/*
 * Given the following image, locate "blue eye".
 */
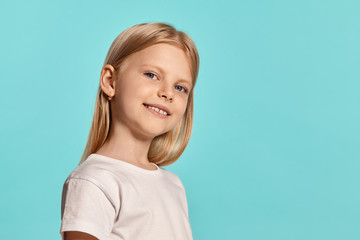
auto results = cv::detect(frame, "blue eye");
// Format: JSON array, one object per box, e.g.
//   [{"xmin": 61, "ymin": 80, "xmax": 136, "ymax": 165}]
[
  {"xmin": 145, "ymin": 72, "xmax": 158, "ymax": 79},
  {"xmin": 175, "ymin": 85, "xmax": 187, "ymax": 93}
]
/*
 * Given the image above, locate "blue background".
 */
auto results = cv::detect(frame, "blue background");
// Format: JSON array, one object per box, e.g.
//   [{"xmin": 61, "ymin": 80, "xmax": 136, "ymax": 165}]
[{"xmin": 1, "ymin": 0, "xmax": 359, "ymax": 239}]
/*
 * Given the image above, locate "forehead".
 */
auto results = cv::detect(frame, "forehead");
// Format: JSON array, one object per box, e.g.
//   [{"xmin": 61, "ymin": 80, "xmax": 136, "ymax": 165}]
[{"xmin": 126, "ymin": 43, "xmax": 192, "ymax": 82}]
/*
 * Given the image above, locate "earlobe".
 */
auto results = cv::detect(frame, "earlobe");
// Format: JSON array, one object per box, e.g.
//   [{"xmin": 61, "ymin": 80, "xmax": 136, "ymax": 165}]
[{"xmin": 100, "ymin": 64, "xmax": 116, "ymax": 98}]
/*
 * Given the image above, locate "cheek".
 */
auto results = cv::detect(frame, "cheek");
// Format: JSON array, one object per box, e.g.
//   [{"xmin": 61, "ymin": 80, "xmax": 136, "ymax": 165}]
[
  {"xmin": 176, "ymin": 99, "xmax": 189, "ymax": 118},
  {"xmin": 121, "ymin": 83, "xmax": 153, "ymax": 104},
  {"xmin": 139, "ymin": 86, "xmax": 154, "ymax": 98}
]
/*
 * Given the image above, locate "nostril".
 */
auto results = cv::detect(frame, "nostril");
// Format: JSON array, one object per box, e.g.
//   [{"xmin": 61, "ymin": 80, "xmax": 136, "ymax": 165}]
[{"xmin": 161, "ymin": 95, "xmax": 173, "ymax": 100}]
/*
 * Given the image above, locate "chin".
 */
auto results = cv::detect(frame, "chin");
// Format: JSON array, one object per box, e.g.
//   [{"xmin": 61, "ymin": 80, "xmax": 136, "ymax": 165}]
[
  {"xmin": 150, "ymin": 127, "xmax": 174, "ymax": 139},
  {"xmin": 135, "ymin": 127, "xmax": 169, "ymax": 141}
]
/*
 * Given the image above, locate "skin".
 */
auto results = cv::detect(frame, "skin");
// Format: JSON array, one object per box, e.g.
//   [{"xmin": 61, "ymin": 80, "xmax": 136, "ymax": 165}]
[
  {"xmin": 64, "ymin": 43, "xmax": 192, "ymax": 240},
  {"xmin": 64, "ymin": 231, "xmax": 97, "ymax": 240}
]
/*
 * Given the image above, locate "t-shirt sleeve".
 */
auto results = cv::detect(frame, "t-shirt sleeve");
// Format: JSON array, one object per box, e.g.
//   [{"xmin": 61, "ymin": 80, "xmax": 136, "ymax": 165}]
[{"xmin": 60, "ymin": 178, "xmax": 116, "ymax": 240}]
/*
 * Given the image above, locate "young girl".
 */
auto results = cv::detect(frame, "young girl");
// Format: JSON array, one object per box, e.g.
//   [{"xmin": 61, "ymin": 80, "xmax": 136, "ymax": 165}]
[{"xmin": 60, "ymin": 22, "xmax": 199, "ymax": 240}]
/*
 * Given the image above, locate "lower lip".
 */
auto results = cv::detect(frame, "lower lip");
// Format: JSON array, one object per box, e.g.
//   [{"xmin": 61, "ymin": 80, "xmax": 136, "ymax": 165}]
[{"xmin": 144, "ymin": 105, "xmax": 169, "ymax": 119}]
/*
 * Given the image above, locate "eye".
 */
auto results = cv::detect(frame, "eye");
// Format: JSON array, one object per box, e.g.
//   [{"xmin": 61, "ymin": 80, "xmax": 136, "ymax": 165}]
[
  {"xmin": 145, "ymin": 72, "xmax": 158, "ymax": 80},
  {"xmin": 174, "ymin": 85, "xmax": 187, "ymax": 93}
]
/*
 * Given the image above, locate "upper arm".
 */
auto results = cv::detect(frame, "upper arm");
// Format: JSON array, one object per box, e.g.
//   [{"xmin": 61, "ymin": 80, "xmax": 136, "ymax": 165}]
[
  {"xmin": 60, "ymin": 178, "xmax": 116, "ymax": 239},
  {"xmin": 64, "ymin": 231, "xmax": 98, "ymax": 240}
]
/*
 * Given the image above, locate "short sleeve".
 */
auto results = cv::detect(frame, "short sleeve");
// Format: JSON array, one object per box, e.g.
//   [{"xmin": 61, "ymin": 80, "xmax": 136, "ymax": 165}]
[{"xmin": 60, "ymin": 178, "xmax": 116, "ymax": 240}]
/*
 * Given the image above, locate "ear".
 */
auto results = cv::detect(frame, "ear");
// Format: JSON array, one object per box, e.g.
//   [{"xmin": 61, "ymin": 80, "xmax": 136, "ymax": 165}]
[{"xmin": 100, "ymin": 64, "xmax": 117, "ymax": 98}]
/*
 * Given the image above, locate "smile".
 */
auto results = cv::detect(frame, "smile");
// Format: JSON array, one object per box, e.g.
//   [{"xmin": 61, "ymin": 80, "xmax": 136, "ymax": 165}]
[{"xmin": 143, "ymin": 103, "xmax": 170, "ymax": 117}]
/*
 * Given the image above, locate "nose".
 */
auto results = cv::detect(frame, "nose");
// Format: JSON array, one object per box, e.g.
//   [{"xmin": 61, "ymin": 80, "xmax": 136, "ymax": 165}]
[{"xmin": 158, "ymin": 83, "xmax": 174, "ymax": 102}]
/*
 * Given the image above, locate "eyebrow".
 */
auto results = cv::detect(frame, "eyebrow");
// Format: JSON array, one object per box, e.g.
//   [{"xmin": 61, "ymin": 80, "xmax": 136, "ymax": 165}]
[{"xmin": 140, "ymin": 64, "xmax": 193, "ymax": 88}]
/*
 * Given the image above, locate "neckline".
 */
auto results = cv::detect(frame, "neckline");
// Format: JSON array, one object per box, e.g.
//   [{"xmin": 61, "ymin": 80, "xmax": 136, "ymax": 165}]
[{"xmin": 89, "ymin": 153, "xmax": 161, "ymax": 175}]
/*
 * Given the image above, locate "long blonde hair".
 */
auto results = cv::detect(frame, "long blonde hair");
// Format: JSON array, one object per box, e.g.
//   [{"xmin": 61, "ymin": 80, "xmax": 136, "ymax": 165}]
[{"xmin": 79, "ymin": 22, "xmax": 200, "ymax": 166}]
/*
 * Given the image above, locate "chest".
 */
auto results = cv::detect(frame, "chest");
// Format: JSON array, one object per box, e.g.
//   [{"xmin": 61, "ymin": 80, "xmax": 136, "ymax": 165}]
[
  {"xmin": 110, "ymin": 176, "xmax": 189, "ymax": 238},
  {"xmin": 119, "ymin": 176, "xmax": 185, "ymax": 215}
]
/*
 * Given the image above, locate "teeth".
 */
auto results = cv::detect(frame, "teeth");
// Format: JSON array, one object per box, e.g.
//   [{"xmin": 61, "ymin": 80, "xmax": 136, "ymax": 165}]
[{"xmin": 146, "ymin": 105, "xmax": 168, "ymax": 115}]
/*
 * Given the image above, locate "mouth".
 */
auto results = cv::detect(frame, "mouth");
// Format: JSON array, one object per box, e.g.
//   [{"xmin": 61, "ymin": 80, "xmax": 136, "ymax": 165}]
[{"xmin": 143, "ymin": 103, "xmax": 171, "ymax": 116}]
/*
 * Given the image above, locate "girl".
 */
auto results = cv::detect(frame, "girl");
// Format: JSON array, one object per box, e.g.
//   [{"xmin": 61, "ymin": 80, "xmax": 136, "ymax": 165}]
[{"xmin": 60, "ymin": 22, "xmax": 199, "ymax": 240}]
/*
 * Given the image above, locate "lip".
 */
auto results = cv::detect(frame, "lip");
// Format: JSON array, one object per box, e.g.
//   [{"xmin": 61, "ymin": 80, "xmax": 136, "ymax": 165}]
[{"xmin": 143, "ymin": 103, "xmax": 171, "ymax": 116}]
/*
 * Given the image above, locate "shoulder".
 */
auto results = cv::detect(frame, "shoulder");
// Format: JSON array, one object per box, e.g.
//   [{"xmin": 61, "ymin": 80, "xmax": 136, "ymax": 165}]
[
  {"xmin": 64, "ymin": 155, "xmax": 123, "ymax": 201},
  {"xmin": 158, "ymin": 167, "xmax": 185, "ymax": 190},
  {"xmin": 68, "ymin": 156, "xmax": 115, "ymax": 181}
]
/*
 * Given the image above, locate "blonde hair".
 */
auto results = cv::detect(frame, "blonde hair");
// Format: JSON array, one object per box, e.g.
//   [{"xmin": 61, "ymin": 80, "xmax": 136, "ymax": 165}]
[{"xmin": 79, "ymin": 22, "xmax": 200, "ymax": 166}]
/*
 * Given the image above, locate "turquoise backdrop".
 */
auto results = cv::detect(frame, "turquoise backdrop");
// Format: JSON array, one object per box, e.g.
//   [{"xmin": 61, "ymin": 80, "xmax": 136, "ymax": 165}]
[{"xmin": 0, "ymin": 0, "xmax": 359, "ymax": 239}]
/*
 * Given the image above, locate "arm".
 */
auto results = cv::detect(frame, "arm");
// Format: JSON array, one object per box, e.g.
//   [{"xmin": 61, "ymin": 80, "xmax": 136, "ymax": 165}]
[
  {"xmin": 64, "ymin": 231, "xmax": 98, "ymax": 240},
  {"xmin": 61, "ymin": 179, "xmax": 116, "ymax": 240}
]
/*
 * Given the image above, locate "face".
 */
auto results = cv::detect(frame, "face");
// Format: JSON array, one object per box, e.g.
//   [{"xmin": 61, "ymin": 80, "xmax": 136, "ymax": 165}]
[{"xmin": 111, "ymin": 43, "xmax": 193, "ymax": 140}]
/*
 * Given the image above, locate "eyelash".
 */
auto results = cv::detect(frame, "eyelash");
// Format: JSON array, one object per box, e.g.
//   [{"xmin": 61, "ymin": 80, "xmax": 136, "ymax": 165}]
[
  {"xmin": 175, "ymin": 85, "xmax": 187, "ymax": 93},
  {"xmin": 144, "ymin": 72, "xmax": 188, "ymax": 93},
  {"xmin": 145, "ymin": 72, "xmax": 158, "ymax": 80}
]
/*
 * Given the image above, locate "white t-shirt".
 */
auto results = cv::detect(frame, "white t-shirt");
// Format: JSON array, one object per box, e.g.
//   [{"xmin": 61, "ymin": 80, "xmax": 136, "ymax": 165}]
[{"xmin": 60, "ymin": 153, "xmax": 193, "ymax": 240}]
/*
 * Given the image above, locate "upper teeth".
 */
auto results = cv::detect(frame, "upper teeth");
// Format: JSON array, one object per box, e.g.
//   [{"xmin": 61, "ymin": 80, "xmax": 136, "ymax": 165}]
[{"xmin": 147, "ymin": 105, "xmax": 168, "ymax": 115}]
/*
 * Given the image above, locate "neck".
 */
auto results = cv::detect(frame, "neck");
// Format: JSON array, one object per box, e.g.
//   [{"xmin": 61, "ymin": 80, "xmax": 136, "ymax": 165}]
[{"xmin": 95, "ymin": 122, "xmax": 154, "ymax": 167}]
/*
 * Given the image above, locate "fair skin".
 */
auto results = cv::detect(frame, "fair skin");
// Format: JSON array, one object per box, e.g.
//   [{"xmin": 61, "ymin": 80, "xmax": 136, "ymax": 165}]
[{"xmin": 64, "ymin": 43, "xmax": 192, "ymax": 240}]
